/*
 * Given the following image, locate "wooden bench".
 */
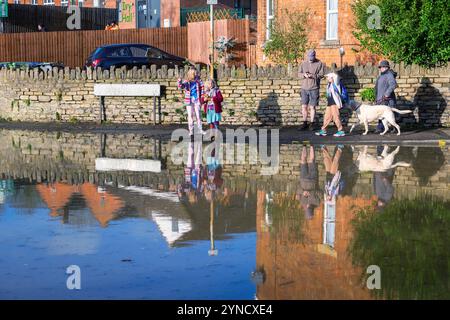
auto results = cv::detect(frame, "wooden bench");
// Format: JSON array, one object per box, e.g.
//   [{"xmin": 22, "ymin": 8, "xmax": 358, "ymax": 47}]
[{"xmin": 94, "ymin": 83, "xmax": 161, "ymax": 124}]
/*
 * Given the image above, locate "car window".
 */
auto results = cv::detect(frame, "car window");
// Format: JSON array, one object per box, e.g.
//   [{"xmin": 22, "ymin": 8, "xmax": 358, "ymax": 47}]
[
  {"xmin": 105, "ymin": 47, "xmax": 132, "ymax": 58},
  {"xmin": 130, "ymin": 46, "xmax": 149, "ymax": 58},
  {"xmin": 147, "ymin": 47, "xmax": 163, "ymax": 59}
]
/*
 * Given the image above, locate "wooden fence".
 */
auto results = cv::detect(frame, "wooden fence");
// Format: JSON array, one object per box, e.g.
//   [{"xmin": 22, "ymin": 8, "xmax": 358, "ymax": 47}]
[
  {"xmin": 0, "ymin": 19, "xmax": 256, "ymax": 68},
  {"xmin": 188, "ymin": 19, "xmax": 255, "ymax": 67},
  {"xmin": 0, "ymin": 27, "xmax": 188, "ymax": 68}
]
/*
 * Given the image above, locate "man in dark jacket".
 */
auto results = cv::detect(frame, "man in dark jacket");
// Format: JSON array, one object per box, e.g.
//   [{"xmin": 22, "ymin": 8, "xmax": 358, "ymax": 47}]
[{"xmin": 374, "ymin": 60, "xmax": 398, "ymax": 132}]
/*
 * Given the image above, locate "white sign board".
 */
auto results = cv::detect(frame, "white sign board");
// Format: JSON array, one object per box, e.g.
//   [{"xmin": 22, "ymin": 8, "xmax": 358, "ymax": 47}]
[
  {"xmin": 95, "ymin": 158, "xmax": 162, "ymax": 173},
  {"xmin": 94, "ymin": 84, "xmax": 160, "ymax": 97},
  {"xmin": 207, "ymin": 0, "xmax": 218, "ymax": 5}
]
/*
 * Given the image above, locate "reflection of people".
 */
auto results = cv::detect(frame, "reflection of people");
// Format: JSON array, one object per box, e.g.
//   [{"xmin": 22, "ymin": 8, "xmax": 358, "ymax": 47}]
[
  {"xmin": 178, "ymin": 141, "xmax": 203, "ymax": 204},
  {"xmin": 204, "ymin": 142, "xmax": 222, "ymax": 257},
  {"xmin": 322, "ymin": 145, "xmax": 344, "ymax": 203},
  {"xmin": 298, "ymin": 145, "xmax": 320, "ymax": 219},
  {"xmin": 373, "ymin": 170, "xmax": 395, "ymax": 209},
  {"xmin": 322, "ymin": 145, "xmax": 343, "ymax": 249}
]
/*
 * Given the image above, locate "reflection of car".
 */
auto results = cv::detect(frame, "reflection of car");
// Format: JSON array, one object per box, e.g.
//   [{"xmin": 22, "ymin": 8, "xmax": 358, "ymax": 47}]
[
  {"xmin": 84, "ymin": 43, "xmax": 190, "ymax": 70},
  {"xmin": 0, "ymin": 62, "xmax": 64, "ymax": 72}
]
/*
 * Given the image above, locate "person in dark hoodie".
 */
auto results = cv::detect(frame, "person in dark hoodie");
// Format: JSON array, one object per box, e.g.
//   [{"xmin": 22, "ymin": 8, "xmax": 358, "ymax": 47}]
[{"xmin": 374, "ymin": 60, "xmax": 398, "ymax": 132}]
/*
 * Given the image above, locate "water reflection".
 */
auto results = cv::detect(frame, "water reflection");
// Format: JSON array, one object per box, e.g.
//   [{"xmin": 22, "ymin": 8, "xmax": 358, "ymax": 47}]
[{"xmin": 0, "ymin": 129, "xmax": 448, "ymax": 299}]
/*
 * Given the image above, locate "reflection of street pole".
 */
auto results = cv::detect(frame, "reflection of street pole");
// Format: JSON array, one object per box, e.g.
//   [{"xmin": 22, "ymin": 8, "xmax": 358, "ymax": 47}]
[{"xmin": 208, "ymin": 196, "xmax": 218, "ymax": 256}]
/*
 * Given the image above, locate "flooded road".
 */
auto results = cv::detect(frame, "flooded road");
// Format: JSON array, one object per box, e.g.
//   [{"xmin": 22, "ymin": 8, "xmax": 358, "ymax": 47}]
[{"xmin": 0, "ymin": 129, "xmax": 448, "ymax": 299}]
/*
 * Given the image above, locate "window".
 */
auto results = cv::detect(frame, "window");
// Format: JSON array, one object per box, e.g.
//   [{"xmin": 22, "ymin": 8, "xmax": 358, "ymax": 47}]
[
  {"xmin": 31, "ymin": 0, "xmax": 38, "ymax": 4},
  {"xmin": 130, "ymin": 46, "xmax": 150, "ymax": 58},
  {"xmin": 78, "ymin": 0, "xmax": 83, "ymax": 7},
  {"xmin": 43, "ymin": 0, "xmax": 55, "ymax": 5},
  {"xmin": 146, "ymin": 47, "xmax": 163, "ymax": 59},
  {"xmin": 60, "ymin": 0, "xmax": 68, "ymax": 6},
  {"xmin": 106, "ymin": 47, "xmax": 132, "ymax": 58},
  {"xmin": 266, "ymin": 0, "xmax": 275, "ymax": 40},
  {"xmin": 326, "ymin": 0, "xmax": 338, "ymax": 40},
  {"xmin": 14, "ymin": 0, "xmax": 20, "ymax": 4}
]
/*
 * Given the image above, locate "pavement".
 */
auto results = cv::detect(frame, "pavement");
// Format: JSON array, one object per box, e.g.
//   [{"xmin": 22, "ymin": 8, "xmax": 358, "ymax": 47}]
[{"xmin": 0, "ymin": 121, "xmax": 449, "ymax": 146}]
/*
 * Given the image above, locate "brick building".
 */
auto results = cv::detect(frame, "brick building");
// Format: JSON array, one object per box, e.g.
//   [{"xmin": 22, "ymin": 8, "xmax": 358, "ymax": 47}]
[
  {"xmin": 6, "ymin": 0, "xmax": 117, "ymax": 8},
  {"xmin": 256, "ymin": 0, "xmax": 378, "ymax": 66},
  {"xmin": 118, "ymin": 0, "xmax": 256, "ymax": 29}
]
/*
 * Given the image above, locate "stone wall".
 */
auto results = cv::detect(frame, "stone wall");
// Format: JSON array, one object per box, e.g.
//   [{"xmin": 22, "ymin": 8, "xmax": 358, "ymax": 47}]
[{"xmin": 0, "ymin": 63, "xmax": 449, "ymax": 127}]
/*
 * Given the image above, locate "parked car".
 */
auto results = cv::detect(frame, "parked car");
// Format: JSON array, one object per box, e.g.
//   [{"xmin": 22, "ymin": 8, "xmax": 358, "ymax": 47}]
[
  {"xmin": 84, "ymin": 43, "xmax": 190, "ymax": 70},
  {"xmin": 0, "ymin": 62, "xmax": 64, "ymax": 72}
]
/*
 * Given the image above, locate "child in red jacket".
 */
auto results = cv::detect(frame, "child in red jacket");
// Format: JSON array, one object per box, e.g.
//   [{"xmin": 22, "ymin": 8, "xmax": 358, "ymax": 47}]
[{"xmin": 203, "ymin": 79, "xmax": 223, "ymax": 131}]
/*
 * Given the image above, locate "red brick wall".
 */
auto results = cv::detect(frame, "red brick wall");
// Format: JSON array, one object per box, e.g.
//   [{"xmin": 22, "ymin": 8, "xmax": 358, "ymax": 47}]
[
  {"xmin": 257, "ymin": 0, "xmax": 379, "ymax": 66},
  {"xmin": 161, "ymin": 0, "xmax": 180, "ymax": 27}
]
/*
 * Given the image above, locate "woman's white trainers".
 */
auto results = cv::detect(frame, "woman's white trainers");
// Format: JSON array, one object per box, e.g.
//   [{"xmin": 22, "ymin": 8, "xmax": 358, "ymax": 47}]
[{"xmin": 333, "ymin": 131, "xmax": 346, "ymax": 137}]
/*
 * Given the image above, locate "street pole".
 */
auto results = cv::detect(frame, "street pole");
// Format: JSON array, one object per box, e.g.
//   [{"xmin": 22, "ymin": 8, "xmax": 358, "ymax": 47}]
[{"xmin": 210, "ymin": 3, "xmax": 214, "ymax": 79}]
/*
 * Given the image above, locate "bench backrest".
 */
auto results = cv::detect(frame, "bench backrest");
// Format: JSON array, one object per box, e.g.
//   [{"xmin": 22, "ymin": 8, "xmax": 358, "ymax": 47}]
[{"xmin": 94, "ymin": 84, "xmax": 161, "ymax": 97}]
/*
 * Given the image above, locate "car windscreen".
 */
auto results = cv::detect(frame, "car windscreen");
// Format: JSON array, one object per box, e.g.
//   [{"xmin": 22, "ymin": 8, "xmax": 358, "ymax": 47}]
[{"xmin": 89, "ymin": 47, "xmax": 103, "ymax": 58}]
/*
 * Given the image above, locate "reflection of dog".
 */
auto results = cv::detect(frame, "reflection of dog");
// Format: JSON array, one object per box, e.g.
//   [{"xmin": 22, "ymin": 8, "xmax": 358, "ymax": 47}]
[
  {"xmin": 357, "ymin": 146, "xmax": 410, "ymax": 172},
  {"xmin": 349, "ymin": 103, "xmax": 412, "ymax": 136}
]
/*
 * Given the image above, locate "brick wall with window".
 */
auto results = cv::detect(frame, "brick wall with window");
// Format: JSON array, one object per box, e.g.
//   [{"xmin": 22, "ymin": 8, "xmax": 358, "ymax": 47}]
[{"xmin": 257, "ymin": 0, "xmax": 379, "ymax": 66}]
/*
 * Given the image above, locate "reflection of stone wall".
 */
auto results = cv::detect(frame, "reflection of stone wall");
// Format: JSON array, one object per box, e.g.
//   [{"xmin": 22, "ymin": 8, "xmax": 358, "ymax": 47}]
[
  {"xmin": 0, "ymin": 63, "xmax": 449, "ymax": 126},
  {"xmin": 0, "ymin": 130, "xmax": 448, "ymax": 199}
]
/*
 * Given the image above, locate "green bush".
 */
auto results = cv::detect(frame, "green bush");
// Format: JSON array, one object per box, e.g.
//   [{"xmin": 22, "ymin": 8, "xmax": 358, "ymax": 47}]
[
  {"xmin": 263, "ymin": 9, "xmax": 310, "ymax": 65},
  {"xmin": 351, "ymin": 195, "xmax": 450, "ymax": 299},
  {"xmin": 360, "ymin": 88, "xmax": 375, "ymax": 102},
  {"xmin": 352, "ymin": 0, "xmax": 450, "ymax": 67}
]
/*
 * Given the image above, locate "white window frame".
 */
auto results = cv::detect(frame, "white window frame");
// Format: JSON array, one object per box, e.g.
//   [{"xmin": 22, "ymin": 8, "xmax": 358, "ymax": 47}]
[
  {"xmin": 78, "ymin": 0, "xmax": 84, "ymax": 7},
  {"xmin": 326, "ymin": 0, "xmax": 339, "ymax": 41},
  {"xmin": 266, "ymin": 0, "xmax": 275, "ymax": 40},
  {"xmin": 14, "ymin": 0, "xmax": 20, "ymax": 4},
  {"xmin": 60, "ymin": 0, "xmax": 68, "ymax": 6},
  {"xmin": 31, "ymin": 0, "xmax": 38, "ymax": 5},
  {"xmin": 43, "ymin": 0, "xmax": 55, "ymax": 5}
]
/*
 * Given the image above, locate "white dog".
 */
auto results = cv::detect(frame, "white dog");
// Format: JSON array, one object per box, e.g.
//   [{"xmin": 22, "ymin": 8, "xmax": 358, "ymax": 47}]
[
  {"xmin": 357, "ymin": 145, "xmax": 410, "ymax": 172},
  {"xmin": 349, "ymin": 103, "xmax": 413, "ymax": 136}
]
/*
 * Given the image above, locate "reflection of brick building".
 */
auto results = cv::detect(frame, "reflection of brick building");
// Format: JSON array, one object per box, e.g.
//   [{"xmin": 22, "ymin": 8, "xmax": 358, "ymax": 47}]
[
  {"xmin": 256, "ymin": 0, "xmax": 378, "ymax": 66},
  {"xmin": 6, "ymin": 0, "xmax": 117, "ymax": 8},
  {"xmin": 37, "ymin": 182, "xmax": 124, "ymax": 227},
  {"xmin": 256, "ymin": 190, "xmax": 377, "ymax": 300}
]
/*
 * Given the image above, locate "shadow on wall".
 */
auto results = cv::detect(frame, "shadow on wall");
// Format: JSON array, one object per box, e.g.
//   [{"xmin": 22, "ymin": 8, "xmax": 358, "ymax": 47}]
[
  {"xmin": 413, "ymin": 77, "xmax": 447, "ymax": 128},
  {"xmin": 257, "ymin": 91, "xmax": 282, "ymax": 126}
]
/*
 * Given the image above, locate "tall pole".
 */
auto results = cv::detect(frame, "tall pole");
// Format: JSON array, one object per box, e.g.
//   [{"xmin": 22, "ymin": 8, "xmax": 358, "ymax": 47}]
[{"xmin": 210, "ymin": 3, "xmax": 215, "ymax": 79}]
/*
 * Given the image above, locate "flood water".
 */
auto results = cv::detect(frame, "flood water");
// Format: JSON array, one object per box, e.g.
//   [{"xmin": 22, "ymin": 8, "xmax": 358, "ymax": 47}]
[{"xmin": 0, "ymin": 129, "xmax": 448, "ymax": 300}]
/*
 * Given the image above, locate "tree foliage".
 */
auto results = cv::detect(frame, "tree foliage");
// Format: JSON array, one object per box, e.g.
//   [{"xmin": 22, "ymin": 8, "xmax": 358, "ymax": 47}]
[
  {"xmin": 263, "ymin": 9, "xmax": 310, "ymax": 65},
  {"xmin": 352, "ymin": 0, "xmax": 450, "ymax": 67},
  {"xmin": 351, "ymin": 195, "xmax": 450, "ymax": 299}
]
